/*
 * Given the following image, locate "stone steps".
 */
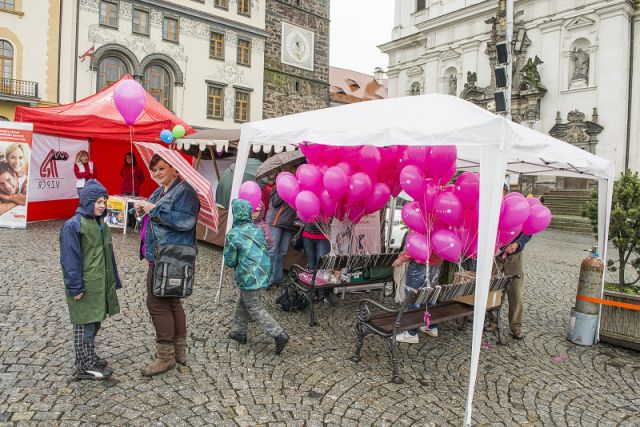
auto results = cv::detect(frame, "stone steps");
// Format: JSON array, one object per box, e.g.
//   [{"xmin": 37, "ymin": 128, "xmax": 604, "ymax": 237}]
[{"xmin": 548, "ymin": 215, "xmax": 593, "ymax": 234}]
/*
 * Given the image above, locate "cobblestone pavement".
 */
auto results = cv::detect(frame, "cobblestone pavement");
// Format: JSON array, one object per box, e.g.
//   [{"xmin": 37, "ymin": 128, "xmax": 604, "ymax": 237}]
[{"xmin": 1, "ymin": 222, "xmax": 639, "ymax": 426}]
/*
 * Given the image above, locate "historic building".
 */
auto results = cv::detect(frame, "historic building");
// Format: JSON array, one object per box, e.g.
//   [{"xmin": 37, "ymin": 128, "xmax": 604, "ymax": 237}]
[
  {"xmin": 58, "ymin": 0, "xmax": 268, "ymax": 129},
  {"xmin": 329, "ymin": 66, "xmax": 387, "ymax": 107},
  {"xmin": 0, "ymin": 0, "xmax": 63, "ymax": 120},
  {"xmin": 262, "ymin": 0, "xmax": 330, "ymax": 118},
  {"xmin": 380, "ymin": 0, "xmax": 640, "ymax": 186}
]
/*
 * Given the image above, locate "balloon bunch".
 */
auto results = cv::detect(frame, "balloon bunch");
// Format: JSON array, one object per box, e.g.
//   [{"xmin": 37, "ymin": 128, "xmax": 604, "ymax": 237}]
[
  {"xmin": 275, "ymin": 143, "xmax": 397, "ymax": 224},
  {"xmin": 495, "ymin": 193, "xmax": 551, "ymax": 251},
  {"xmin": 159, "ymin": 125, "xmax": 186, "ymax": 144}
]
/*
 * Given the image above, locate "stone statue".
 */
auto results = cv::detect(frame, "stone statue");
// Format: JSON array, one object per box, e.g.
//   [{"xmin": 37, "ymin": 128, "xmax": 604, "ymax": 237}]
[
  {"xmin": 410, "ymin": 82, "xmax": 421, "ymax": 96},
  {"xmin": 465, "ymin": 71, "xmax": 477, "ymax": 88},
  {"xmin": 448, "ymin": 75, "xmax": 457, "ymax": 95},
  {"xmin": 520, "ymin": 55, "xmax": 547, "ymax": 94},
  {"xmin": 571, "ymin": 48, "xmax": 589, "ymax": 82}
]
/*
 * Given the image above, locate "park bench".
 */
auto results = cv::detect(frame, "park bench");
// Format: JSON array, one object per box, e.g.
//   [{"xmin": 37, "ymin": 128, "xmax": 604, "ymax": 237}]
[
  {"xmin": 289, "ymin": 252, "xmax": 399, "ymax": 326},
  {"xmin": 350, "ymin": 274, "xmax": 518, "ymax": 383}
]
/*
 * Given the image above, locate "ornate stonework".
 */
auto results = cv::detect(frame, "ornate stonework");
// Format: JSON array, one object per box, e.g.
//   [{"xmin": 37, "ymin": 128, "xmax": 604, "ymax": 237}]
[
  {"xmin": 549, "ymin": 108, "xmax": 603, "ymax": 153},
  {"xmin": 88, "ymin": 24, "xmax": 186, "ymax": 61}
]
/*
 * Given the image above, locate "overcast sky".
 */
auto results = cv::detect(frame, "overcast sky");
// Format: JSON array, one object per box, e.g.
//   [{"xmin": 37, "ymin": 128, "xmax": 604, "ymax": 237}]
[{"xmin": 330, "ymin": 1, "xmax": 395, "ymax": 75}]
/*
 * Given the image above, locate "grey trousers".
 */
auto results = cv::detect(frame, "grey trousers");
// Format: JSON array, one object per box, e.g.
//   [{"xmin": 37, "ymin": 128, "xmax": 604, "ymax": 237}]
[
  {"xmin": 231, "ymin": 289, "xmax": 284, "ymax": 338},
  {"xmin": 494, "ymin": 252, "xmax": 525, "ymax": 332}
]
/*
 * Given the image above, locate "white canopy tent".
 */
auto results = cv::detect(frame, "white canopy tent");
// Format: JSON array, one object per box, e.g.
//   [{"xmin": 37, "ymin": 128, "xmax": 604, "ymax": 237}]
[{"xmin": 226, "ymin": 94, "xmax": 614, "ymax": 426}]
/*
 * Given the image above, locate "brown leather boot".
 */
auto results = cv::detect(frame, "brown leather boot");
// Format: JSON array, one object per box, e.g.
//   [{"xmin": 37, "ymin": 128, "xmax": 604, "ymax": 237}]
[
  {"xmin": 141, "ymin": 343, "xmax": 176, "ymax": 377},
  {"xmin": 174, "ymin": 337, "xmax": 187, "ymax": 365}
]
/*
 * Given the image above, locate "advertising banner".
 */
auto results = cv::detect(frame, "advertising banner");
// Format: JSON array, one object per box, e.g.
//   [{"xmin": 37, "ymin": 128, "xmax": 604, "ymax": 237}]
[
  {"xmin": 105, "ymin": 197, "xmax": 127, "ymax": 229},
  {"xmin": 330, "ymin": 211, "xmax": 381, "ymax": 255},
  {"xmin": 28, "ymin": 134, "xmax": 89, "ymax": 201},
  {"xmin": 0, "ymin": 122, "xmax": 33, "ymax": 229}
]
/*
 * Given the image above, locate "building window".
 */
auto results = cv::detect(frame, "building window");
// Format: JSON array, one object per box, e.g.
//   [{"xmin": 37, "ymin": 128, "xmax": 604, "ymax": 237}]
[
  {"xmin": 237, "ymin": 39, "xmax": 251, "ymax": 66},
  {"xmin": 207, "ymin": 85, "xmax": 224, "ymax": 119},
  {"xmin": 163, "ymin": 16, "xmax": 179, "ymax": 43},
  {"xmin": 294, "ymin": 80, "xmax": 301, "ymax": 93},
  {"xmin": 214, "ymin": 0, "xmax": 228, "ymax": 9},
  {"xmin": 0, "ymin": 0, "xmax": 15, "ymax": 11},
  {"xmin": 99, "ymin": 0, "xmax": 118, "ymax": 28},
  {"xmin": 238, "ymin": 0, "xmax": 250, "ymax": 16},
  {"xmin": 416, "ymin": 0, "xmax": 426, "ymax": 11},
  {"xmin": 97, "ymin": 56, "xmax": 127, "ymax": 91},
  {"xmin": 210, "ymin": 32, "xmax": 225, "ymax": 60},
  {"xmin": 132, "ymin": 9, "xmax": 149, "ymax": 35},
  {"xmin": 144, "ymin": 65, "xmax": 172, "ymax": 110},
  {"xmin": 234, "ymin": 90, "xmax": 250, "ymax": 122},
  {"xmin": 0, "ymin": 41, "xmax": 13, "ymax": 80}
]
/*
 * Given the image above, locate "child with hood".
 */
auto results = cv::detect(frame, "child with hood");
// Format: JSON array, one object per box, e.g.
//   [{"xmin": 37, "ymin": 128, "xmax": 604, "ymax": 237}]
[
  {"xmin": 60, "ymin": 179, "xmax": 122, "ymax": 380},
  {"xmin": 224, "ymin": 199, "xmax": 289, "ymax": 354}
]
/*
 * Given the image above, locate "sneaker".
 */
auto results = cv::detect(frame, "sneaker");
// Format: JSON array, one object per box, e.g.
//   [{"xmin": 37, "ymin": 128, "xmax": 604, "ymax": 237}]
[
  {"xmin": 395, "ymin": 331, "xmax": 419, "ymax": 344},
  {"xmin": 95, "ymin": 358, "xmax": 108, "ymax": 369},
  {"xmin": 76, "ymin": 367, "xmax": 112, "ymax": 380},
  {"xmin": 228, "ymin": 332, "xmax": 247, "ymax": 344},
  {"xmin": 420, "ymin": 326, "xmax": 439, "ymax": 337},
  {"xmin": 275, "ymin": 332, "xmax": 290, "ymax": 355}
]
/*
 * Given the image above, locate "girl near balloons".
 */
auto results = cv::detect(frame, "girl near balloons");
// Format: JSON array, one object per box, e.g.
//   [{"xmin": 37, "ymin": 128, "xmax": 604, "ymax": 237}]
[{"xmin": 74, "ymin": 150, "xmax": 96, "ymax": 196}]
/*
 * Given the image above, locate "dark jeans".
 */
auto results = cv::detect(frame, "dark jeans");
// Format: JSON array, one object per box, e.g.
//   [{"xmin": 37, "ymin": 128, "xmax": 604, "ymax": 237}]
[
  {"xmin": 303, "ymin": 237, "xmax": 331, "ymax": 297},
  {"xmin": 146, "ymin": 264, "xmax": 187, "ymax": 344},
  {"xmin": 404, "ymin": 261, "xmax": 441, "ymax": 334},
  {"xmin": 269, "ymin": 226, "xmax": 292, "ymax": 285}
]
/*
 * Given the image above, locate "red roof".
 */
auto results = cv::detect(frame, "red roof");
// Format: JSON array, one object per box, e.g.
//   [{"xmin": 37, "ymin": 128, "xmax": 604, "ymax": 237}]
[{"xmin": 15, "ymin": 75, "xmax": 194, "ymax": 142}]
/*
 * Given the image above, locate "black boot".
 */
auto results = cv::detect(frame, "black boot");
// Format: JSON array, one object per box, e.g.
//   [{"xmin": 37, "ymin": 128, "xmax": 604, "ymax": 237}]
[
  {"xmin": 275, "ymin": 332, "xmax": 289, "ymax": 355},
  {"xmin": 228, "ymin": 332, "xmax": 247, "ymax": 344}
]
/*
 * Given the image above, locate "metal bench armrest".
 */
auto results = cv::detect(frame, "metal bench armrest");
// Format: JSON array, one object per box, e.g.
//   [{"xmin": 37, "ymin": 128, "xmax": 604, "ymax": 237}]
[{"xmin": 357, "ymin": 298, "xmax": 399, "ymax": 322}]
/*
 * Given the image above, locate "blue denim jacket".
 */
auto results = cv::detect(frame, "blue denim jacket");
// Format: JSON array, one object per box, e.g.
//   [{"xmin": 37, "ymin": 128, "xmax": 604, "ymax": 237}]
[{"xmin": 143, "ymin": 178, "xmax": 200, "ymax": 262}]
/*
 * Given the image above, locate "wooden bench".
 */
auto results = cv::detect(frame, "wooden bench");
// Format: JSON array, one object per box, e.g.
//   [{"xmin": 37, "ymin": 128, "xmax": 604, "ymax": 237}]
[
  {"xmin": 289, "ymin": 252, "xmax": 399, "ymax": 326},
  {"xmin": 350, "ymin": 274, "xmax": 518, "ymax": 383}
]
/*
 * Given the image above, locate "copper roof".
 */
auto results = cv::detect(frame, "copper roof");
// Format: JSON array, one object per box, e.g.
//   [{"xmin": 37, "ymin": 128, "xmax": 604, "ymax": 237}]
[{"xmin": 329, "ymin": 66, "xmax": 388, "ymax": 104}]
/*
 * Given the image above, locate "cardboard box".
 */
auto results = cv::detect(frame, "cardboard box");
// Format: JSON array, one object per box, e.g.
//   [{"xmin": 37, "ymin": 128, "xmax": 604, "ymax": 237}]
[{"xmin": 454, "ymin": 290, "xmax": 503, "ymax": 309}]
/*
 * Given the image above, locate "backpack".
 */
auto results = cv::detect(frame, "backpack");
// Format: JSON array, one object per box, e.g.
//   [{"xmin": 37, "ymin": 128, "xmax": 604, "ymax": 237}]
[{"xmin": 276, "ymin": 284, "xmax": 309, "ymax": 311}]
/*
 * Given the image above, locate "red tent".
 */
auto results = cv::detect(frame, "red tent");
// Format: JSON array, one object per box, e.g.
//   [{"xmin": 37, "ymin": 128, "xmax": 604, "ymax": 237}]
[{"xmin": 15, "ymin": 75, "xmax": 195, "ymax": 221}]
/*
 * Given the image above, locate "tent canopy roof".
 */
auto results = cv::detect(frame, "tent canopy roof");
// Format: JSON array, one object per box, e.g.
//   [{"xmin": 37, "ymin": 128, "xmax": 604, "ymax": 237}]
[
  {"xmin": 239, "ymin": 94, "xmax": 614, "ymax": 181},
  {"xmin": 14, "ymin": 75, "xmax": 194, "ymax": 142}
]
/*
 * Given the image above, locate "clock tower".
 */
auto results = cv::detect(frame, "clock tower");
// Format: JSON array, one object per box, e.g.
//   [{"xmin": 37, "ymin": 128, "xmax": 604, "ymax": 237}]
[{"xmin": 263, "ymin": 0, "xmax": 330, "ymax": 119}]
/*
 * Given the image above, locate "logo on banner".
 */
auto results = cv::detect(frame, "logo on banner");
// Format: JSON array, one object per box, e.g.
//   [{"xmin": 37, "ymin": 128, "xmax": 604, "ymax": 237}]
[{"xmin": 39, "ymin": 149, "xmax": 69, "ymax": 178}]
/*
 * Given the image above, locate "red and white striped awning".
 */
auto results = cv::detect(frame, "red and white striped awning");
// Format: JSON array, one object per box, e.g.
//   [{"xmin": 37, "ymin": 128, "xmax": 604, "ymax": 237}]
[{"xmin": 134, "ymin": 141, "xmax": 218, "ymax": 232}]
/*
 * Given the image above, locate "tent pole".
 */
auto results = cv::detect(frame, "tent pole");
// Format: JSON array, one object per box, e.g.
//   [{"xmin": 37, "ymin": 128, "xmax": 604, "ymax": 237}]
[
  {"xmin": 215, "ymin": 258, "xmax": 225, "ymax": 304},
  {"xmin": 195, "ymin": 148, "xmax": 203, "ymax": 171},
  {"xmin": 208, "ymin": 146, "xmax": 221, "ymax": 180},
  {"xmin": 463, "ymin": 137, "xmax": 507, "ymax": 426},
  {"xmin": 594, "ymin": 177, "xmax": 614, "ymax": 341}
]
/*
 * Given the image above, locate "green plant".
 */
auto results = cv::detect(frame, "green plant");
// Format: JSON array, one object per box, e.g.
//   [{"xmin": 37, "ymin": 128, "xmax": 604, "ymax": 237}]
[{"xmin": 583, "ymin": 171, "xmax": 640, "ymax": 287}]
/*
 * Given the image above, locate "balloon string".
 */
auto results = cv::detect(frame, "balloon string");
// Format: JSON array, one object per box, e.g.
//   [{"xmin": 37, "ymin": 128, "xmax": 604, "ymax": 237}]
[{"xmin": 130, "ymin": 126, "xmax": 135, "ymax": 196}]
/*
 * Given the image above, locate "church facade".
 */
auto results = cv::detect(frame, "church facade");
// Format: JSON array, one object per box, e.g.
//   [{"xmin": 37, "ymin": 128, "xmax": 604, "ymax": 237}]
[{"xmin": 380, "ymin": 0, "xmax": 640, "ymax": 186}]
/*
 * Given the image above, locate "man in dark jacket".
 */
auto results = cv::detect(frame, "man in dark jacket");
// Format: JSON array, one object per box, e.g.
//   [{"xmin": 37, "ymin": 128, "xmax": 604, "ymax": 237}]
[
  {"xmin": 60, "ymin": 179, "xmax": 122, "ymax": 380},
  {"xmin": 265, "ymin": 186, "xmax": 296, "ymax": 287}
]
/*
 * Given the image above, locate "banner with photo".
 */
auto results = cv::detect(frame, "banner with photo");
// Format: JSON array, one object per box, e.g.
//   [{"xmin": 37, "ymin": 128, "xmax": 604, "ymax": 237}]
[
  {"xmin": 0, "ymin": 122, "xmax": 33, "ymax": 229},
  {"xmin": 330, "ymin": 211, "xmax": 381, "ymax": 255},
  {"xmin": 28, "ymin": 134, "xmax": 89, "ymax": 202},
  {"xmin": 105, "ymin": 197, "xmax": 127, "ymax": 229}
]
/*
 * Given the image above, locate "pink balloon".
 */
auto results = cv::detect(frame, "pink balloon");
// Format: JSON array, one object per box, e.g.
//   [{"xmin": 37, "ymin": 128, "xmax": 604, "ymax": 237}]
[
  {"xmin": 399, "ymin": 165, "xmax": 425, "ymax": 201},
  {"xmin": 323, "ymin": 166, "xmax": 349, "ymax": 201},
  {"xmin": 347, "ymin": 202, "xmax": 366, "ymax": 224},
  {"xmin": 442, "ymin": 184, "xmax": 455, "ymax": 193},
  {"xmin": 431, "ymin": 229, "xmax": 462, "ymax": 262},
  {"xmin": 379, "ymin": 146, "xmax": 399, "ymax": 169},
  {"xmin": 434, "ymin": 192, "xmax": 464, "ymax": 226},
  {"xmin": 426, "ymin": 146, "xmax": 457, "ymax": 181},
  {"xmin": 299, "ymin": 142, "xmax": 323, "ymax": 165},
  {"xmin": 295, "ymin": 190, "xmax": 321, "ymax": 223},
  {"xmin": 497, "ymin": 223, "xmax": 522, "ymax": 247},
  {"xmin": 114, "ymin": 79, "xmax": 146, "ymax": 126},
  {"xmin": 276, "ymin": 171, "xmax": 295, "ymax": 185},
  {"xmin": 275, "ymin": 174, "xmax": 300, "ymax": 205},
  {"xmin": 320, "ymin": 146, "xmax": 341, "ymax": 166},
  {"xmin": 439, "ymin": 163, "xmax": 457, "ymax": 185},
  {"xmin": 420, "ymin": 178, "xmax": 439, "ymax": 212},
  {"xmin": 319, "ymin": 189, "xmax": 337, "ymax": 218},
  {"xmin": 405, "ymin": 146, "xmax": 430, "ymax": 169},
  {"xmin": 499, "ymin": 194, "xmax": 531, "ymax": 229},
  {"xmin": 365, "ymin": 182, "xmax": 391, "ymax": 214},
  {"xmin": 296, "ymin": 164, "xmax": 323, "ymax": 194},
  {"xmin": 238, "ymin": 181, "xmax": 261, "ymax": 211},
  {"xmin": 521, "ymin": 204, "xmax": 552, "ymax": 235},
  {"xmin": 455, "ymin": 172, "xmax": 479, "ymax": 208},
  {"xmin": 401, "ymin": 202, "xmax": 427, "ymax": 234},
  {"xmin": 526, "ymin": 197, "xmax": 542, "ymax": 208},
  {"xmin": 358, "ymin": 146, "xmax": 382, "ymax": 176},
  {"xmin": 347, "ymin": 172, "xmax": 373, "ymax": 202},
  {"xmin": 336, "ymin": 161, "xmax": 354, "ymax": 177},
  {"xmin": 406, "ymin": 232, "xmax": 431, "ymax": 263}
]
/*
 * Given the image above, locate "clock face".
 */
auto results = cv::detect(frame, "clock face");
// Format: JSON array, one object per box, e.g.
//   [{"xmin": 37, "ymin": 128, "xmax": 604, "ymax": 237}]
[{"xmin": 281, "ymin": 22, "xmax": 314, "ymax": 71}]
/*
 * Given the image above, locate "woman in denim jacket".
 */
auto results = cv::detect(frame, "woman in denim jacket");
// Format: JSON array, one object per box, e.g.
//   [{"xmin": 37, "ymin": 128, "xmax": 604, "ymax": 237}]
[{"xmin": 135, "ymin": 154, "xmax": 200, "ymax": 377}]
